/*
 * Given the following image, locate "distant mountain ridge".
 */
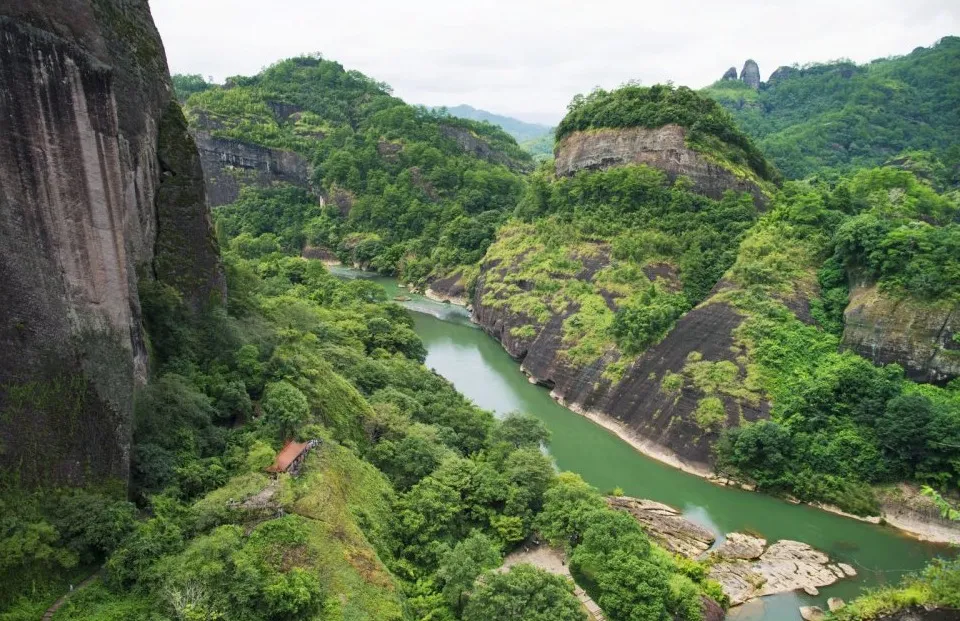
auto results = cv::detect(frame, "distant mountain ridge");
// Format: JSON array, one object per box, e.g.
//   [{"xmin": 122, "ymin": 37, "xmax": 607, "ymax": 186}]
[
  {"xmin": 702, "ymin": 36, "xmax": 960, "ymax": 179},
  {"xmin": 437, "ymin": 104, "xmax": 552, "ymax": 143}
]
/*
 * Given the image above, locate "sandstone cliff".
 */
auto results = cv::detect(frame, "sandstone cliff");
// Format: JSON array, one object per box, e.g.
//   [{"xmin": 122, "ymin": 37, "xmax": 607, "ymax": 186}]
[
  {"xmin": 842, "ymin": 284, "xmax": 959, "ymax": 384},
  {"xmin": 554, "ymin": 125, "xmax": 769, "ymax": 207},
  {"xmin": 0, "ymin": 0, "xmax": 223, "ymax": 488},
  {"xmin": 193, "ymin": 130, "xmax": 312, "ymax": 206},
  {"xmin": 473, "ymin": 245, "xmax": 767, "ymax": 469}
]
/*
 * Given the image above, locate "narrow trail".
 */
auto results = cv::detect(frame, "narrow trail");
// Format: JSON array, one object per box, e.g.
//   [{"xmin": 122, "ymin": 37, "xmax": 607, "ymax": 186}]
[
  {"xmin": 41, "ymin": 571, "xmax": 101, "ymax": 621},
  {"xmin": 500, "ymin": 544, "xmax": 605, "ymax": 621}
]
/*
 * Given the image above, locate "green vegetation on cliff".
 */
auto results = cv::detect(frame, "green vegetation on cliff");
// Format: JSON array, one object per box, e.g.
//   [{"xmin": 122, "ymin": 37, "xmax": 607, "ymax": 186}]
[
  {"xmin": 481, "ymin": 160, "xmax": 758, "ymax": 377},
  {"xmin": 702, "ymin": 36, "xmax": 960, "ymax": 179},
  {"xmin": 183, "ymin": 55, "xmax": 531, "ymax": 283},
  {"xmin": 711, "ymin": 169, "xmax": 960, "ymax": 514},
  {"xmin": 556, "ymin": 84, "xmax": 780, "ymax": 183}
]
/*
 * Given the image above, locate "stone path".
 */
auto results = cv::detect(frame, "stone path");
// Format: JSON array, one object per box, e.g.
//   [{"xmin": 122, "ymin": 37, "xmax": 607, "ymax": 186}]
[
  {"xmin": 42, "ymin": 571, "xmax": 101, "ymax": 621},
  {"xmin": 500, "ymin": 545, "xmax": 605, "ymax": 621}
]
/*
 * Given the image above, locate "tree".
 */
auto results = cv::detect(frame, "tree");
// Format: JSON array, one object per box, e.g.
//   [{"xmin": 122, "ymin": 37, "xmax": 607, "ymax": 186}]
[
  {"xmin": 261, "ymin": 381, "xmax": 310, "ymax": 439},
  {"xmin": 877, "ymin": 393, "xmax": 933, "ymax": 473},
  {"xmin": 435, "ymin": 532, "xmax": 502, "ymax": 613},
  {"xmin": 491, "ymin": 413, "xmax": 550, "ymax": 450},
  {"xmin": 462, "ymin": 564, "xmax": 586, "ymax": 621}
]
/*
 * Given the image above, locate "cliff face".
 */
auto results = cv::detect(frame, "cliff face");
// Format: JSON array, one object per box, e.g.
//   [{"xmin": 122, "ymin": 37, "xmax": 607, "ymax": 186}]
[
  {"xmin": 554, "ymin": 125, "xmax": 768, "ymax": 207},
  {"xmin": 843, "ymin": 285, "xmax": 960, "ymax": 384},
  {"xmin": 474, "ymin": 249, "xmax": 767, "ymax": 469},
  {"xmin": 193, "ymin": 130, "xmax": 312, "ymax": 206},
  {"xmin": 0, "ymin": 0, "xmax": 223, "ymax": 488}
]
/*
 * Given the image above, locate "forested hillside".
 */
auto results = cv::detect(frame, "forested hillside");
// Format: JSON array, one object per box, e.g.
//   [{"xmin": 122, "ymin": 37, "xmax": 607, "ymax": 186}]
[
  {"xmin": 470, "ymin": 81, "xmax": 960, "ymax": 519},
  {"xmin": 181, "ymin": 56, "xmax": 532, "ymax": 283},
  {"xmin": 5, "ymin": 6, "xmax": 960, "ymax": 619},
  {"xmin": 702, "ymin": 36, "xmax": 960, "ymax": 179}
]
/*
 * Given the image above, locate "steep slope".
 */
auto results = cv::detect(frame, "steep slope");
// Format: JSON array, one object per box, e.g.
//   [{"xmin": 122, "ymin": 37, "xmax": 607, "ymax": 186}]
[
  {"xmin": 0, "ymin": 0, "xmax": 223, "ymax": 489},
  {"xmin": 473, "ymin": 83, "xmax": 960, "ymax": 520},
  {"xmin": 182, "ymin": 58, "xmax": 533, "ymax": 284},
  {"xmin": 555, "ymin": 83, "xmax": 780, "ymax": 205},
  {"xmin": 702, "ymin": 36, "xmax": 960, "ymax": 179},
  {"xmin": 472, "ymin": 84, "xmax": 771, "ymax": 470}
]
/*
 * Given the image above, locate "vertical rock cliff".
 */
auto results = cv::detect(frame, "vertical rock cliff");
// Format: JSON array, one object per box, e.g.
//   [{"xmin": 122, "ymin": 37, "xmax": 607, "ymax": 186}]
[{"xmin": 0, "ymin": 0, "xmax": 224, "ymax": 489}]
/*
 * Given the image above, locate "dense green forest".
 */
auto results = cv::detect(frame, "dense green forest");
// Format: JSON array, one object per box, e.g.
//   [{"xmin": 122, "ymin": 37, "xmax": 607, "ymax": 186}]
[
  {"xmin": 711, "ymin": 169, "xmax": 960, "ymax": 514},
  {"xmin": 478, "ymin": 79, "xmax": 960, "ymax": 516},
  {"xmin": 182, "ymin": 56, "xmax": 532, "ymax": 284},
  {"xmin": 1, "ymin": 185, "xmax": 724, "ymax": 620},
  {"xmin": 7, "ymin": 31, "xmax": 960, "ymax": 621},
  {"xmin": 702, "ymin": 36, "xmax": 960, "ymax": 179}
]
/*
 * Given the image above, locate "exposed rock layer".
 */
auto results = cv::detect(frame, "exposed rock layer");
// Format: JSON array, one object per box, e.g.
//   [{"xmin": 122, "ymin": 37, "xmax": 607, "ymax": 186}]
[
  {"xmin": 607, "ymin": 496, "xmax": 856, "ymax": 606},
  {"xmin": 193, "ymin": 130, "xmax": 312, "ymax": 206},
  {"xmin": 0, "ymin": 0, "xmax": 222, "ymax": 488},
  {"xmin": 843, "ymin": 284, "xmax": 960, "ymax": 384},
  {"xmin": 606, "ymin": 497, "xmax": 716, "ymax": 557},
  {"xmin": 554, "ymin": 125, "xmax": 768, "ymax": 207},
  {"xmin": 474, "ymin": 257, "xmax": 767, "ymax": 467}
]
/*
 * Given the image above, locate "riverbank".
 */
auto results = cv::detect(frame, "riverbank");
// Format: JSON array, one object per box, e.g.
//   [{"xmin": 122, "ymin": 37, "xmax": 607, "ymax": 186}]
[
  {"xmin": 475, "ymin": 305, "xmax": 960, "ymax": 545},
  {"xmin": 328, "ymin": 264, "xmax": 960, "ymax": 546},
  {"xmin": 547, "ymin": 371, "xmax": 960, "ymax": 545}
]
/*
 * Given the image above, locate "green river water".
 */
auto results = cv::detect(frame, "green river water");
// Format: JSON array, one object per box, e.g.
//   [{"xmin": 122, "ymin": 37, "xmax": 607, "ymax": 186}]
[{"xmin": 332, "ymin": 266, "xmax": 953, "ymax": 620}]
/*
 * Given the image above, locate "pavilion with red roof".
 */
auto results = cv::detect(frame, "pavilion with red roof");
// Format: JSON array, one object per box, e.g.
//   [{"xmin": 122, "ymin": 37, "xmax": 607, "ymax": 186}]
[{"xmin": 265, "ymin": 439, "xmax": 319, "ymax": 476}]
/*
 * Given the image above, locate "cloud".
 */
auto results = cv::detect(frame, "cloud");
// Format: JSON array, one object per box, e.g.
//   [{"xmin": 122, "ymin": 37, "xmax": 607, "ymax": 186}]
[{"xmin": 150, "ymin": 0, "xmax": 959, "ymax": 124}]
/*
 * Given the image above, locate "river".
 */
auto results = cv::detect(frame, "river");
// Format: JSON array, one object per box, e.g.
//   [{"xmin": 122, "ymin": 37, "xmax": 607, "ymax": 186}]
[{"xmin": 332, "ymin": 266, "xmax": 952, "ymax": 620}]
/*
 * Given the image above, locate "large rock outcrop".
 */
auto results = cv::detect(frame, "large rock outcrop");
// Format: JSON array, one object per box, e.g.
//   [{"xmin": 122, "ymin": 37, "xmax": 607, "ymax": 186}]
[
  {"xmin": 608, "ymin": 496, "xmax": 856, "ymax": 606},
  {"xmin": 554, "ymin": 125, "xmax": 768, "ymax": 207},
  {"xmin": 192, "ymin": 130, "xmax": 312, "ymax": 206},
  {"xmin": 843, "ymin": 284, "xmax": 960, "ymax": 384},
  {"xmin": 0, "ymin": 0, "xmax": 223, "ymax": 489},
  {"xmin": 439, "ymin": 123, "xmax": 533, "ymax": 172},
  {"xmin": 474, "ymin": 249, "xmax": 768, "ymax": 469},
  {"xmin": 740, "ymin": 59, "xmax": 761, "ymax": 89}
]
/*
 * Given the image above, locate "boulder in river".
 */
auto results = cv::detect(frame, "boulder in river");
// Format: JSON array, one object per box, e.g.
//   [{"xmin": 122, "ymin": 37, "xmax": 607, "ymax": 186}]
[
  {"xmin": 714, "ymin": 532, "xmax": 766, "ymax": 560},
  {"xmin": 828, "ymin": 597, "xmax": 846, "ymax": 612},
  {"xmin": 800, "ymin": 606, "xmax": 826, "ymax": 621}
]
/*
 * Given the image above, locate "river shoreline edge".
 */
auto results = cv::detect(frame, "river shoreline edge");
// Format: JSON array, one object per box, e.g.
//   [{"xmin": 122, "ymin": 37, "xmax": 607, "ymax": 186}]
[
  {"xmin": 422, "ymin": 285, "xmax": 960, "ymax": 546},
  {"xmin": 325, "ymin": 267, "xmax": 959, "ymax": 546}
]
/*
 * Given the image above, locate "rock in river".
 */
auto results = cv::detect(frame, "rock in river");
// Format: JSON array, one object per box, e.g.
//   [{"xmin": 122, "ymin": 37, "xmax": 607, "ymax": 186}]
[
  {"xmin": 606, "ymin": 496, "xmax": 716, "ymax": 557},
  {"xmin": 607, "ymin": 496, "xmax": 857, "ymax": 606}
]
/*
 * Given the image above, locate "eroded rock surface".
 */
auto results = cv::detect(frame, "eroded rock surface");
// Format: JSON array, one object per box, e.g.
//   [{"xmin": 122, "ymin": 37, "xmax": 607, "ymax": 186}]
[
  {"xmin": 740, "ymin": 59, "xmax": 761, "ymax": 89},
  {"xmin": 554, "ymin": 125, "xmax": 768, "ymax": 207},
  {"xmin": 0, "ymin": 1, "xmax": 222, "ymax": 488},
  {"xmin": 475, "ymin": 260, "xmax": 767, "ymax": 467},
  {"xmin": 606, "ymin": 497, "xmax": 716, "ymax": 557},
  {"xmin": 709, "ymin": 539, "xmax": 856, "ymax": 606},
  {"xmin": 843, "ymin": 284, "xmax": 960, "ymax": 384},
  {"xmin": 193, "ymin": 130, "xmax": 312, "ymax": 206},
  {"xmin": 608, "ymin": 496, "xmax": 855, "ymax": 606},
  {"xmin": 713, "ymin": 533, "xmax": 766, "ymax": 560}
]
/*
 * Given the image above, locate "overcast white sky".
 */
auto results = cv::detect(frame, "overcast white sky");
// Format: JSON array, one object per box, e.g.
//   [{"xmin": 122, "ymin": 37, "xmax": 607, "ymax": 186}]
[{"xmin": 150, "ymin": 0, "xmax": 958, "ymax": 125}]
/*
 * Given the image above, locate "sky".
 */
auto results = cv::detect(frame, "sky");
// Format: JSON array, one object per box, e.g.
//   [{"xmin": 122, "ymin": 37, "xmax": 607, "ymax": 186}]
[{"xmin": 150, "ymin": 0, "xmax": 959, "ymax": 125}]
